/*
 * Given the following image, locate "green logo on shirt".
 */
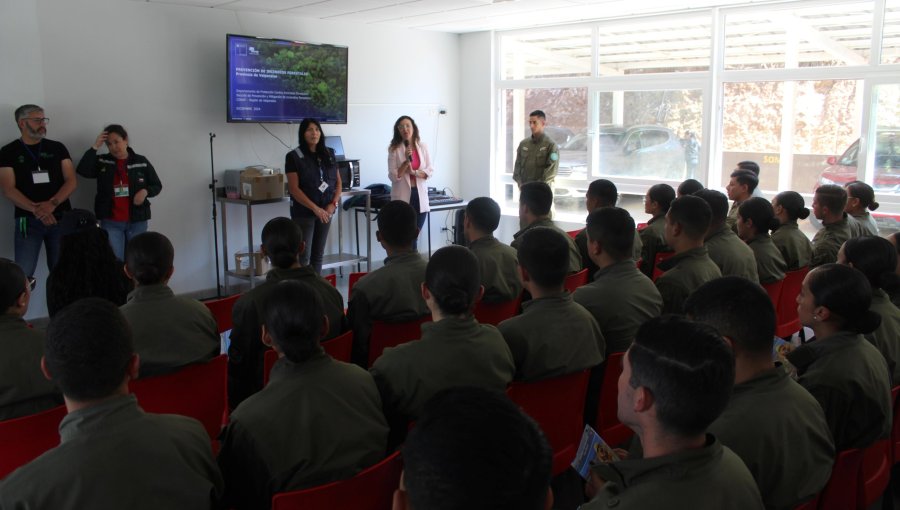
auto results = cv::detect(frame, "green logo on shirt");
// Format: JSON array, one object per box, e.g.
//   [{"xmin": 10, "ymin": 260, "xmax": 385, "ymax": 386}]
[{"xmin": 550, "ymin": 152, "xmax": 559, "ymax": 161}]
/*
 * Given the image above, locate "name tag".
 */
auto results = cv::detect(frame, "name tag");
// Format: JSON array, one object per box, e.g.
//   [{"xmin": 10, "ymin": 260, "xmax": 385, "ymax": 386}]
[
  {"xmin": 32, "ymin": 170, "xmax": 50, "ymax": 184},
  {"xmin": 114, "ymin": 185, "xmax": 129, "ymax": 197},
  {"xmin": 318, "ymin": 181, "xmax": 329, "ymax": 193}
]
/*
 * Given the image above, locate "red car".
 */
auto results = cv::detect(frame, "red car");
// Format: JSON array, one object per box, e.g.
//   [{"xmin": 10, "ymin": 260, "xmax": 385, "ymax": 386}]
[{"xmin": 818, "ymin": 130, "xmax": 900, "ymax": 191}]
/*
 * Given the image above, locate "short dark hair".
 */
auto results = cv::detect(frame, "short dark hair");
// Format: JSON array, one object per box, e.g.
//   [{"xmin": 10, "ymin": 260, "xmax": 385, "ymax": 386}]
[
  {"xmin": 774, "ymin": 191, "xmax": 810, "ymax": 221},
  {"xmin": 520, "ymin": 182, "xmax": 553, "ymax": 217},
  {"xmin": 585, "ymin": 207, "xmax": 635, "ymax": 261},
  {"xmin": 103, "ymin": 124, "xmax": 128, "ymax": 141},
  {"xmin": 738, "ymin": 197, "xmax": 780, "ymax": 235},
  {"xmin": 730, "ymin": 169, "xmax": 759, "ymax": 194},
  {"xmin": 628, "ymin": 315, "xmax": 734, "ymax": 437},
  {"xmin": 261, "ymin": 280, "xmax": 324, "ymax": 363},
  {"xmin": 262, "ymin": 217, "xmax": 302, "ymax": 269},
  {"xmin": 667, "ymin": 195, "xmax": 712, "ymax": 239},
  {"xmin": 425, "ymin": 246, "xmax": 481, "ymax": 315},
  {"xmin": 45, "ymin": 298, "xmax": 134, "ymax": 401},
  {"xmin": 125, "ymin": 232, "xmax": 173, "ymax": 285},
  {"xmin": 846, "ymin": 181, "xmax": 879, "ymax": 211},
  {"xmin": 647, "ymin": 184, "xmax": 676, "ymax": 213},
  {"xmin": 402, "ymin": 387, "xmax": 552, "ymax": 510},
  {"xmin": 517, "ymin": 227, "xmax": 569, "ymax": 289},
  {"xmin": 684, "ymin": 277, "xmax": 776, "ymax": 357},
  {"xmin": 529, "ymin": 110, "xmax": 546, "ymax": 120},
  {"xmin": 0, "ymin": 258, "xmax": 26, "ymax": 310},
  {"xmin": 377, "ymin": 200, "xmax": 418, "ymax": 248},
  {"xmin": 14, "ymin": 104, "xmax": 42, "ymax": 123},
  {"xmin": 677, "ymin": 179, "xmax": 704, "ymax": 197},
  {"xmin": 842, "ymin": 237, "xmax": 900, "ymax": 295},
  {"xmin": 465, "ymin": 197, "xmax": 501, "ymax": 233},
  {"xmin": 587, "ymin": 179, "xmax": 618, "ymax": 208},
  {"xmin": 807, "ymin": 264, "xmax": 881, "ymax": 335},
  {"xmin": 815, "ymin": 185, "xmax": 848, "ymax": 215},
  {"xmin": 694, "ymin": 189, "xmax": 729, "ymax": 224},
  {"xmin": 737, "ymin": 160, "xmax": 760, "ymax": 176}
]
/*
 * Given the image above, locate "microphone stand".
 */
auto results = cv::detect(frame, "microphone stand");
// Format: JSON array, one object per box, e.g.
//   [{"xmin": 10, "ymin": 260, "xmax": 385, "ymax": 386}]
[{"xmin": 209, "ymin": 132, "xmax": 222, "ymax": 298}]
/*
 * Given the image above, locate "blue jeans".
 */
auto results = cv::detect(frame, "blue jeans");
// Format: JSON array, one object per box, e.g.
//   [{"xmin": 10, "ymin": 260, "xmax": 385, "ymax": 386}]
[
  {"xmin": 14, "ymin": 216, "xmax": 62, "ymax": 277},
  {"xmin": 292, "ymin": 215, "xmax": 332, "ymax": 275},
  {"xmin": 101, "ymin": 220, "xmax": 148, "ymax": 261},
  {"xmin": 409, "ymin": 190, "xmax": 428, "ymax": 251}
]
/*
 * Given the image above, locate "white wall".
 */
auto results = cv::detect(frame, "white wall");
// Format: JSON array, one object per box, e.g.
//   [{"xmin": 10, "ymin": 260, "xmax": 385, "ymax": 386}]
[{"xmin": 1, "ymin": 0, "xmax": 461, "ymax": 319}]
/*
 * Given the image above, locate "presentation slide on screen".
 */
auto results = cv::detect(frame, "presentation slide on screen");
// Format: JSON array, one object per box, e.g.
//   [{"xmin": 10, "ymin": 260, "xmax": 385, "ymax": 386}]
[{"xmin": 227, "ymin": 35, "xmax": 348, "ymax": 123}]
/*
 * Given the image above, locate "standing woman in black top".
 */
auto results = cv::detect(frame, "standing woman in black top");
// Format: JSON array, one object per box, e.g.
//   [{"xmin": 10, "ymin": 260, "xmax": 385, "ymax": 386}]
[{"xmin": 284, "ymin": 119, "xmax": 341, "ymax": 274}]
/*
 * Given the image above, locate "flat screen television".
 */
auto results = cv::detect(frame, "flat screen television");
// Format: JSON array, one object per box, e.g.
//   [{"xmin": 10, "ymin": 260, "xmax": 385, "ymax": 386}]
[{"xmin": 226, "ymin": 34, "xmax": 348, "ymax": 124}]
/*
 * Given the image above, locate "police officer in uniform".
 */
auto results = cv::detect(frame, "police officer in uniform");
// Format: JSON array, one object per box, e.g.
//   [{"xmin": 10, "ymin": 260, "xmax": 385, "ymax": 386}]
[{"xmin": 512, "ymin": 110, "xmax": 559, "ymax": 188}]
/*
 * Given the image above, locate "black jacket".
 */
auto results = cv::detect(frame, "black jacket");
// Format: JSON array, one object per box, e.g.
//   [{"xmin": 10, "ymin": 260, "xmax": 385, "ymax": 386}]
[{"xmin": 76, "ymin": 147, "xmax": 162, "ymax": 222}]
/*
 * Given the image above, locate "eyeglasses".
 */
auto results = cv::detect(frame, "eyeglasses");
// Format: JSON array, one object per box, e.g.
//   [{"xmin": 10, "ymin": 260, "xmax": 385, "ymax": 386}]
[
  {"xmin": 27, "ymin": 277, "xmax": 36, "ymax": 291},
  {"xmin": 24, "ymin": 117, "xmax": 49, "ymax": 125}
]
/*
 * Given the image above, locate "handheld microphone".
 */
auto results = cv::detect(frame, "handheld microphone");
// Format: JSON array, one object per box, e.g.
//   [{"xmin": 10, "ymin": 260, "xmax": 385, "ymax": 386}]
[{"xmin": 403, "ymin": 140, "xmax": 412, "ymax": 162}]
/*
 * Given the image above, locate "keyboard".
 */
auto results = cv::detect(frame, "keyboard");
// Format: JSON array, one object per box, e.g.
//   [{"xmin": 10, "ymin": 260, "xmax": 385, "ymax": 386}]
[{"xmin": 428, "ymin": 196, "xmax": 464, "ymax": 206}]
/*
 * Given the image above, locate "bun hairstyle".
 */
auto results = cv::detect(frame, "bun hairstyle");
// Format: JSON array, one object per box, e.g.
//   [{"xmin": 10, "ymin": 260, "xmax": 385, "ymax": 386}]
[
  {"xmin": 425, "ymin": 245, "xmax": 480, "ymax": 316},
  {"xmin": 842, "ymin": 237, "xmax": 900, "ymax": 296},
  {"xmin": 846, "ymin": 181, "xmax": 880, "ymax": 211},
  {"xmin": 807, "ymin": 264, "xmax": 881, "ymax": 335},
  {"xmin": 738, "ymin": 197, "xmax": 780, "ymax": 235},
  {"xmin": 774, "ymin": 191, "xmax": 810, "ymax": 221},
  {"xmin": 261, "ymin": 217, "xmax": 303, "ymax": 269}
]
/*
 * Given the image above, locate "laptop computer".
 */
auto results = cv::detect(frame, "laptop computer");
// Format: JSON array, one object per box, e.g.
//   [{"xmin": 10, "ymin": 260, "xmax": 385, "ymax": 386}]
[{"xmin": 324, "ymin": 136, "xmax": 350, "ymax": 162}]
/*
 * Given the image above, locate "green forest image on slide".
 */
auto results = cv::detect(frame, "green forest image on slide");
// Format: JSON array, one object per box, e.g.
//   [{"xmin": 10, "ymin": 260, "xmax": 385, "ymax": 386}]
[{"xmin": 265, "ymin": 45, "xmax": 348, "ymax": 117}]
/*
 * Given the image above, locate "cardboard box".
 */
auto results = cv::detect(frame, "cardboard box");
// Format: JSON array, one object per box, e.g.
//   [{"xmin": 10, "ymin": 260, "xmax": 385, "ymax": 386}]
[
  {"xmin": 240, "ymin": 169, "xmax": 284, "ymax": 200},
  {"xmin": 233, "ymin": 251, "xmax": 270, "ymax": 276}
]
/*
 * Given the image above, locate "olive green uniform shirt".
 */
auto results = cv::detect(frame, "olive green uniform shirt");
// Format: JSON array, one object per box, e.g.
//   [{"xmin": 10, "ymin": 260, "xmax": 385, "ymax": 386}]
[
  {"xmin": 0, "ymin": 314, "xmax": 61, "ymax": 422},
  {"xmin": 655, "ymin": 246, "xmax": 722, "ymax": 314},
  {"xmin": 370, "ymin": 316, "xmax": 515, "ymax": 421},
  {"xmin": 498, "ymin": 292, "xmax": 605, "ymax": 381},
  {"xmin": 708, "ymin": 367, "xmax": 834, "ymax": 510},
  {"xmin": 746, "ymin": 234, "xmax": 787, "ymax": 285},
  {"xmin": 583, "ymin": 435, "xmax": 764, "ymax": 510},
  {"xmin": 810, "ymin": 216, "xmax": 851, "ymax": 268},
  {"xmin": 573, "ymin": 260, "xmax": 662, "ymax": 355},
  {"xmin": 348, "ymin": 252, "xmax": 429, "ymax": 366},
  {"xmin": 120, "ymin": 284, "xmax": 220, "ymax": 378},
  {"xmin": 575, "ymin": 227, "xmax": 642, "ymax": 278},
  {"xmin": 848, "ymin": 211, "xmax": 879, "ymax": 238},
  {"xmin": 771, "ymin": 222, "xmax": 812, "ymax": 271},
  {"xmin": 727, "ymin": 200, "xmax": 742, "ymax": 233},
  {"xmin": 218, "ymin": 351, "xmax": 388, "ymax": 510},
  {"xmin": 787, "ymin": 331, "xmax": 892, "ymax": 451},
  {"xmin": 0, "ymin": 395, "xmax": 223, "ymax": 510},
  {"xmin": 511, "ymin": 218, "xmax": 582, "ymax": 274},
  {"xmin": 513, "ymin": 133, "xmax": 559, "ymax": 187},
  {"xmin": 638, "ymin": 215, "xmax": 669, "ymax": 277},
  {"xmin": 468, "ymin": 235, "xmax": 522, "ymax": 303},
  {"xmin": 867, "ymin": 289, "xmax": 900, "ymax": 384},
  {"xmin": 705, "ymin": 225, "xmax": 759, "ymax": 281},
  {"xmin": 229, "ymin": 266, "xmax": 347, "ymax": 408}
]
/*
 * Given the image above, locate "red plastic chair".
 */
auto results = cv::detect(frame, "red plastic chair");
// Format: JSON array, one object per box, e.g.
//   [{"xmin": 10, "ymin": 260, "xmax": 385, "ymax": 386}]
[
  {"xmin": 565, "ymin": 269, "xmax": 589, "ymax": 293},
  {"xmin": 793, "ymin": 495, "xmax": 819, "ymax": 510},
  {"xmin": 776, "ymin": 267, "xmax": 810, "ymax": 338},
  {"xmin": 263, "ymin": 331, "xmax": 354, "ymax": 385},
  {"xmin": 368, "ymin": 316, "xmax": 432, "ymax": 366},
  {"xmin": 651, "ymin": 251, "xmax": 675, "ymax": 282},
  {"xmin": 762, "ymin": 278, "xmax": 784, "ymax": 309},
  {"xmin": 129, "ymin": 355, "xmax": 228, "ymax": 440},
  {"xmin": 817, "ymin": 448, "xmax": 864, "ymax": 510},
  {"xmin": 0, "ymin": 405, "xmax": 67, "ymax": 479},
  {"xmin": 860, "ymin": 439, "xmax": 891, "ymax": 508},
  {"xmin": 271, "ymin": 451, "xmax": 402, "ymax": 510},
  {"xmin": 348, "ymin": 272, "xmax": 367, "ymax": 301},
  {"xmin": 203, "ymin": 293, "xmax": 241, "ymax": 333},
  {"xmin": 473, "ymin": 294, "xmax": 523, "ymax": 326},
  {"xmin": 891, "ymin": 386, "xmax": 900, "ymax": 463},
  {"xmin": 566, "ymin": 229, "xmax": 582, "ymax": 239},
  {"xmin": 507, "ymin": 370, "xmax": 591, "ymax": 476},
  {"xmin": 595, "ymin": 352, "xmax": 633, "ymax": 448},
  {"xmin": 636, "ymin": 222, "xmax": 648, "ymax": 231},
  {"xmin": 324, "ymin": 274, "xmax": 337, "ymax": 287}
]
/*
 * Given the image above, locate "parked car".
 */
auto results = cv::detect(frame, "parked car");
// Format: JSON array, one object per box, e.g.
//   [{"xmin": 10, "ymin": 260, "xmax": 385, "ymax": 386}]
[
  {"xmin": 557, "ymin": 125, "xmax": 687, "ymax": 181},
  {"xmin": 818, "ymin": 129, "xmax": 900, "ymax": 191}
]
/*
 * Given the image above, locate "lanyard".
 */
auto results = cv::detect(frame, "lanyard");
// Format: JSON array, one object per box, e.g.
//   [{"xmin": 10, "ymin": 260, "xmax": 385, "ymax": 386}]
[{"xmin": 20, "ymin": 139, "xmax": 42, "ymax": 166}]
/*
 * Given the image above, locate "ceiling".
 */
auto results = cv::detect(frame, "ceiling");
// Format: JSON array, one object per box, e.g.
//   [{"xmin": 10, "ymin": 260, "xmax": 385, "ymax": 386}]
[{"xmin": 139, "ymin": 0, "xmax": 774, "ymax": 33}]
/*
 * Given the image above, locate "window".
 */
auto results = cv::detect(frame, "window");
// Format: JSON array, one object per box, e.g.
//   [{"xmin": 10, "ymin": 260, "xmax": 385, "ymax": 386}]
[
  {"xmin": 500, "ymin": 28, "xmax": 592, "ymax": 79},
  {"xmin": 883, "ymin": 0, "xmax": 900, "ymax": 64},
  {"xmin": 597, "ymin": 15, "xmax": 712, "ymax": 74}
]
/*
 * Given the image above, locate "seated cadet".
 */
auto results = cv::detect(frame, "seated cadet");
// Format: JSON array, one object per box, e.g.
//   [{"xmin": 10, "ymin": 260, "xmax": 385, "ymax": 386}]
[
  {"xmin": 0, "ymin": 258, "xmax": 61, "ymax": 421},
  {"xmin": 0, "ymin": 298, "xmax": 223, "ymax": 509},
  {"xmin": 511, "ymin": 181, "xmax": 581, "ymax": 273},
  {"xmin": 395, "ymin": 387, "xmax": 553, "ymax": 510},
  {"xmin": 737, "ymin": 160, "xmax": 765, "ymax": 198},
  {"xmin": 676, "ymin": 178, "xmax": 703, "ymax": 198},
  {"xmin": 229, "ymin": 217, "xmax": 346, "ymax": 408},
  {"xmin": 736, "ymin": 197, "xmax": 787, "ymax": 285},
  {"xmin": 839, "ymin": 236, "xmax": 900, "ymax": 383},
  {"xmin": 639, "ymin": 183, "xmax": 675, "ymax": 278},
  {"xmin": 685, "ymin": 277, "xmax": 834, "ymax": 510},
  {"xmin": 582, "ymin": 316, "xmax": 764, "ymax": 510},
  {"xmin": 655, "ymin": 195, "xmax": 721, "ymax": 314},
  {"xmin": 574, "ymin": 180, "xmax": 642, "ymax": 277},
  {"xmin": 219, "ymin": 280, "xmax": 389, "ymax": 510},
  {"xmin": 573, "ymin": 207, "xmax": 661, "ymax": 355},
  {"xmin": 370, "ymin": 246, "xmax": 515, "ymax": 430},
  {"xmin": 844, "ymin": 180, "xmax": 880, "ymax": 237},
  {"xmin": 786, "ymin": 264, "xmax": 892, "ymax": 451},
  {"xmin": 499, "ymin": 226, "xmax": 605, "ymax": 381},
  {"xmin": 464, "ymin": 197, "xmax": 522, "ymax": 303},
  {"xmin": 725, "ymin": 169, "xmax": 758, "ymax": 233},
  {"xmin": 695, "ymin": 188, "xmax": 759, "ymax": 281},
  {"xmin": 119, "ymin": 232, "xmax": 219, "ymax": 378},
  {"xmin": 809, "ymin": 185, "xmax": 851, "ymax": 268},
  {"xmin": 771, "ymin": 191, "xmax": 813, "ymax": 270},
  {"xmin": 349, "ymin": 200, "xmax": 429, "ymax": 366}
]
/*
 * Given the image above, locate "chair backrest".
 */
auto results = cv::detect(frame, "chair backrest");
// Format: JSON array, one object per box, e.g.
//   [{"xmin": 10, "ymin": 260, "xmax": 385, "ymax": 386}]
[
  {"xmin": 263, "ymin": 349, "xmax": 278, "ymax": 387},
  {"xmin": 761, "ymin": 278, "xmax": 785, "ymax": 309},
  {"xmin": 348, "ymin": 272, "xmax": 367, "ymax": 301},
  {"xmin": 0, "ymin": 405, "xmax": 67, "ymax": 480},
  {"xmin": 507, "ymin": 369, "xmax": 591, "ymax": 476},
  {"xmin": 595, "ymin": 352, "xmax": 633, "ymax": 447},
  {"xmin": 264, "ymin": 330, "xmax": 355, "ymax": 385},
  {"xmin": 564, "ymin": 269, "xmax": 590, "ymax": 293},
  {"xmin": 860, "ymin": 439, "xmax": 891, "ymax": 508},
  {"xmin": 636, "ymin": 222, "xmax": 648, "ymax": 231},
  {"xmin": 473, "ymin": 294, "xmax": 523, "ymax": 326},
  {"xmin": 566, "ymin": 229, "xmax": 582, "ymax": 239},
  {"xmin": 775, "ymin": 266, "xmax": 810, "ymax": 338},
  {"xmin": 129, "ymin": 355, "xmax": 228, "ymax": 439},
  {"xmin": 651, "ymin": 251, "xmax": 675, "ymax": 282},
  {"xmin": 271, "ymin": 451, "xmax": 402, "ymax": 510},
  {"xmin": 324, "ymin": 274, "xmax": 337, "ymax": 287},
  {"xmin": 818, "ymin": 448, "xmax": 864, "ymax": 510},
  {"xmin": 203, "ymin": 293, "xmax": 242, "ymax": 334},
  {"xmin": 368, "ymin": 316, "xmax": 432, "ymax": 366}
]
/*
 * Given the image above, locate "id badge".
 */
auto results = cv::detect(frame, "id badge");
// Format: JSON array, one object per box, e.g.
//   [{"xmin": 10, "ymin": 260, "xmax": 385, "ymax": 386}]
[
  {"xmin": 318, "ymin": 181, "xmax": 329, "ymax": 193},
  {"xmin": 32, "ymin": 170, "xmax": 50, "ymax": 184},
  {"xmin": 114, "ymin": 185, "xmax": 129, "ymax": 198}
]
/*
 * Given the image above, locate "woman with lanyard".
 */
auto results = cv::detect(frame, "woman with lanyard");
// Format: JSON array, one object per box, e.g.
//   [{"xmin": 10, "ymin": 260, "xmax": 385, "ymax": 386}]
[
  {"xmin": 284, "ymin": 118, "xmax": 341, "ymax": 275},
  {"xmin": 388, "ymin": 116, "xmax": 433, "ymax": 248}
]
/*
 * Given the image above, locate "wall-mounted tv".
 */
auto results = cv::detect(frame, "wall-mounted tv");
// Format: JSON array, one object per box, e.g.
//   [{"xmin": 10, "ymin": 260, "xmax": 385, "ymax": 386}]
[{"xmin": 227, "ymin": 34, "xmax": 348, "ymax": 124}]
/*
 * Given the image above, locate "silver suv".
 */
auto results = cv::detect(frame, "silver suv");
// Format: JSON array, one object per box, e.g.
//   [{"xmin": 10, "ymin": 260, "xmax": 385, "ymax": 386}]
[{"xmin": 557, "ymin": 125, "xmax": 687, "ymax": 181}]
